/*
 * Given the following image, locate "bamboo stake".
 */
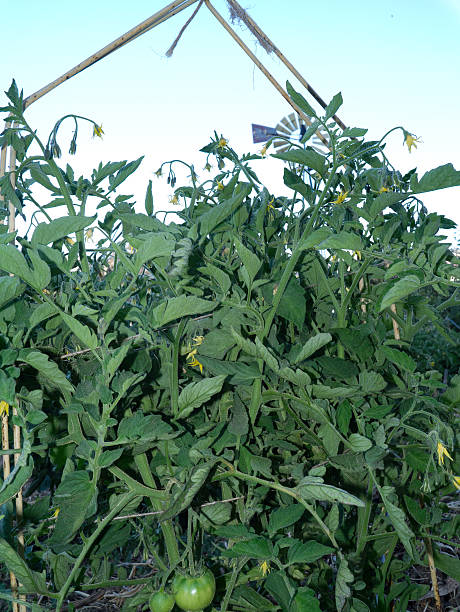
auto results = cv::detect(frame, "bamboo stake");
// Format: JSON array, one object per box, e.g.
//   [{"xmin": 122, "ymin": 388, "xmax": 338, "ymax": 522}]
[
  {"xmin": 1, "ymin": 125, "xmax": 19, "ymax": 609},
  {"xmin": 4, "ymin": 133, "xmax": 26, "ymax": 612},
  {"xmin": 204, "ymin": 0, "xmax": 329, "ymax": 148},
  {"xmin": 226, "ymin": 0, "xmax": 347, "ymax": 130},
  {"xmin": 389, "ymin": 303, "xmax": 401, "ymax": 340},
  {"xmin": 23, "ymin": 0, "xmax": 199, "ymax": 110},
  {"xmin": 385, "ymin": 262, "xmax": 401, "ymax": 340},
  {"xmin": 10, "ymin": 150, "xmax": 26, "ymax": 612},
  {"xmin": 1, "ymin": 404, "xmax": 19, "ymax": 611},
  {"xmin": 13, "ymin": 407, "xmax": 26, "ymax": 612},
  {"xmin": 0, "ymin": 119, "xmax": 12, "ymax": 214},
  {"xmin": 0, "ymin": 122, "xmax": 11, "ymax": 188},
  {"xmin": 8, "ymin": 142, "xmax": 16, "ymax": 234},
  {"xmin": 1, "ymin": 409, "xmax": 10, "ymax": 479},
  {"xmin": 424, "ymin": 537, "xmax": 443, "ymax": 612},
  {"xmin": 358, "ymin": 276, "xmax": 366, "ymax": 314}
]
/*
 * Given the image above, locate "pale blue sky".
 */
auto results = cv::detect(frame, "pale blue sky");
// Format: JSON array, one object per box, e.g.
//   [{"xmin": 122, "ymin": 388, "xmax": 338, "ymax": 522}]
[{"xmin": 1, "ymin": 0, "xmax": 460, "ymax": 240}]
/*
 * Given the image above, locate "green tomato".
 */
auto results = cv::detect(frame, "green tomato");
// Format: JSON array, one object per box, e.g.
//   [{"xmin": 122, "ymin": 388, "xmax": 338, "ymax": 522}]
[
  {"xmin": 173, "ymin": 569, "xmax": 216, "ymax": 612},
  {"xmin": 149, "ymin": 590, "xmax": 175, "ymax": 612}
]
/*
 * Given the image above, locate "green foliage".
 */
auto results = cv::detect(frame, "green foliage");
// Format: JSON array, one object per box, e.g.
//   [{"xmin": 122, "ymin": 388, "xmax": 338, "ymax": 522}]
[{"xmin": 0, "ymin": 81, "xmax": 459, "ymax": 611}]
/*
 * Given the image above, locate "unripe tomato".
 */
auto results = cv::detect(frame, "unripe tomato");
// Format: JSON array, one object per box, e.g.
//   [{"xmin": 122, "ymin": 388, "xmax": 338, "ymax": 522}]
[
  {"xmin": 172, "ymin": 569, "xmax": 215, "ymax": 612},
  {"xmin": 149, "ymin": 590, "xmax": 175, "ymax": 612}
]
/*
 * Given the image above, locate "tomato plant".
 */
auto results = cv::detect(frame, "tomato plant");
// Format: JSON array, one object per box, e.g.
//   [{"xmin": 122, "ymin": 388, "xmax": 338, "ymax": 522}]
[
  {"xmin": 173, "ymin": 570, "xmax": 216, "ymax": 612},
  {"xmin": 0, "ymin": 79, "xmax": 459, "ymax": 611}
]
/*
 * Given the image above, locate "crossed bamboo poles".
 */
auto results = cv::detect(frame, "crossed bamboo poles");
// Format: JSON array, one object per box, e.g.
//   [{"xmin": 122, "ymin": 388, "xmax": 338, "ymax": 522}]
[{"xmin": 0, "ymin": 1, "xmax": 422, "ymax": 611}]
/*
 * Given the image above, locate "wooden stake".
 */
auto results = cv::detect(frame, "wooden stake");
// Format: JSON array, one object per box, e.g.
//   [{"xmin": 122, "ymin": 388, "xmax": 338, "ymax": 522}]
[
  {"xmin": 1, "ymin": 405, "xmax": 19, "ymax": 611},
  {"xmin": 226, "ymin": 0, "xmax": 347, "ymax": 130},
  {"xmin": 358, "ymin": 277, "xmax": 366, "ymax": 314},
  {"xmin": 23, "ymin": 0, "xmax": 199, "ymax": 110},
  {"xmin": 0, "ymin": 123, "xmax": 10, "ymax": 184},
  {"xmin": 1, "ymin": 124, "xmax": 19, "ymax": 608},
  {"xmin": 384, "ymin": 262, "xmax": 401, "ymax": 341},
  {"xmin": 0, "ymin": 120, "xmax": 12, "ymax": 207},
  {"xmin": 204, "ymin": 0, "xmax": 329, "ymax": 148},
  {"xmin": 8, "ymin": 142, "xmax": 16, "ymax": 234},
  {"xmin": 13, "ymin": 406, "xmax": 26, "ymax": 612},
  {"xmin": 0, "ymin": 128, "xmax": 26, "ymax": 611},
  {"xmin": 424, "ymin": 537, "xmax": 443, "ymax": 611},
  {"xmin": 390, "ymin": 303, "xmax": 401, "ymax": 341}
]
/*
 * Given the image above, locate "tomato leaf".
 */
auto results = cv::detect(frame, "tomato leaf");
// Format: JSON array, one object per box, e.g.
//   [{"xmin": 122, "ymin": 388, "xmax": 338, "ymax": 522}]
[
  {"xmin": 177, "ymin": 375, "xmax": 226, "ymax": 419},
  {"xmin": 31, "ymin": 215, "xmax": 96, "ymax": 246},
  {"xmin": 268, "ymin": 504, "xmax": 305, "ymax": 537},
  {"xmin": 287, "ymin": 540, "xmax": 334, "ymax": 564},
  {"xmin": 0, "ymin": 538, "xmax": 48, "ymax": 594},
  {"xmin": 379, "ymin": 275, "xmax": 420, "ymax": 311}
]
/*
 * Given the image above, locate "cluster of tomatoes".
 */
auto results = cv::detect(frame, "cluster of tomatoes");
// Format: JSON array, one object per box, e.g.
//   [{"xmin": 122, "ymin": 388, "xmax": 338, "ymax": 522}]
[{"xmin": 149, "ymin": 570, "xmax": 216, "ymax": 612}]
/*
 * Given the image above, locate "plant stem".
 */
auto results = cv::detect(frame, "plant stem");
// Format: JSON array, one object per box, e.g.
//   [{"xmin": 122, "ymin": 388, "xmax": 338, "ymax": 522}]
[
  {"xmin": 219, "ymin": 467, "xmax": 339, "ymax": 549},
  {"xmin": 171, "ymin": 318, "xmax": 186, "ymax": 417},
  {"xmin": 262, "ymin": 164, "xmax": 338, "ymax": 338},
  {"xmin": 376, "ymin": 534, "xmax": 398, "ymax": 607},
  {"xmin": 80, "ymin": 575, "xmax": 156, "ymax": 590},
  {"xmin": 187, "ymin": 508, "xmax": 195, "ymax": 574},
  {"xmin": 56, "ymin": 492, "xmax": 139, "ymax": 611},
  {"xmin": 134, "ymin": 453, "xmax": 180, "ymax": 567},
  {"xmin": 220, "ymin": 557, "xmax": 248, "ymax": 612},
  {"xmin": 340, "ymin": 258, "xmax": 371, "ymax": 313},
  {"xmin": 356, "ymin": 476, "xmax": 373, "ymax": 555},
  {"xmin": 78, "ymin": 191, "xmax": 92, "ymax": 280},
  {"xmin": 227, "ymin": 146, "xmax": 260, "ymax": 193},
  {"xmin": 424, "ymin": 536, "xmax": 442, "ymax": 612}
]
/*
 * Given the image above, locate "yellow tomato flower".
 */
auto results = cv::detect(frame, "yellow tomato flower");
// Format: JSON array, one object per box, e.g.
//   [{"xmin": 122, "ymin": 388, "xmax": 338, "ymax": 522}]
[
  {"xmin": 92, "ymin": 124, "xmax": 104, "ymax": 138},
  {"xmin": 155, "ymin": 167, "xmax": 163, "ymax": 178},
  {"xmin": 259, "ymin": 144, "xmax": 268, "ymax": 157},
  {"xmin": 186, "ymin": 346, "xmax": 196, "ymax": 358},
  {"xmin": 379, "ymin": 186, "xmax": 389, "ymax": 193},
  {"xmin": 51, "ymin": 508, "xmax": 60, "ymax": 519},
  {"xmin": 259, "ymin": 560, "xmax": 271, "ymax": 577},
  {"xmin": 266, "ymin": 197, "xmax": 276, "ymax": 219},
  {"xmin": 453, "ymin": 476, "xmax": 460, "ymax": 490},
  {"xmin": 217, "ymin": 181, "xmax": 224, "ymax": 191},
  {"xmin": 85, "ymin": 228, "xmax": 94, "ymax": 241},
  {"xmin": 404, "ymin": 132, "xmax": 420, "ymax": 153},
  {"xmin": 332, "ymin": 190, "xmax": 348, "ymax": 205},
  {"xmin": 353, "ymin": 250, "xmax": 362, "ymax": 260},
  {"xmin": 169, "ymin": 194, "xmax": 179, "ymax": 205},
  {"xmin": 187, "ymin": 355, "xmax": 203, "ymax": 373},
  {"xmin": 0, "ymin": 401, "xmax": 9, "ymax": 417},
  {"xmin": 437, "ymin": 441, "xmax": 453, "ymax": 466},
  {"xmin": 66, "ymin": 237, "xmax": 75, "ymax": 245},
  {"xmin": 218, "ymin": 137, "xmax": 228, "ymax": 148},
  {"xmin": 186, "ymin": 341, "xmax": 204, "ymax": 373}
]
